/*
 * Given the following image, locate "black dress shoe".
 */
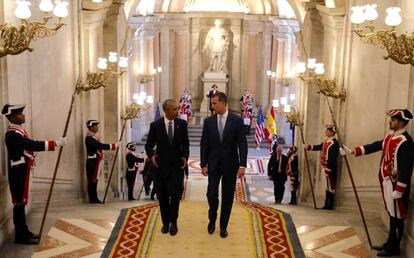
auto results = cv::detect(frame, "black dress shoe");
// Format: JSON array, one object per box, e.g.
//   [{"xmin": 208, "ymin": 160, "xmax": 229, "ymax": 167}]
[
  {"xmin": 208, "ymin": 222, "xmax": 215, "ymax": 234},
  {"xmin": 128, "ymin": 197, "xmax": 136, "ymax": 201},
  {"xmin": 15, "ymin": 237, "xmax": 39, "ymax": 245},
  {"xmin": 29, "ymin": 233, "xmax": 40, "ymax": 240},
  {"xmin": 372, "ymin": 245, "xmax": 385, "ymax": 251},
  {"xmin": 377, "ymin": 249, "xmax": 400, "ymax": 257},
  {"xmin": 169, "ymin": 223, "xmax": 178, "ymax": 236},
  {"xmin": 161, "ymin": 224, "xmax": 169, "ymax": 234},
  {"xmin": 220, "ymin": 229, "xmax": 228, "ymax": 238}
]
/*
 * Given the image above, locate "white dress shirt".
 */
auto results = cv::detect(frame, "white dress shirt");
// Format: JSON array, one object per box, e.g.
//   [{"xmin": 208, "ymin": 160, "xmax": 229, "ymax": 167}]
[{"xmin": 217, "ymin": 110, "xmax": 228, "ymax": 129}]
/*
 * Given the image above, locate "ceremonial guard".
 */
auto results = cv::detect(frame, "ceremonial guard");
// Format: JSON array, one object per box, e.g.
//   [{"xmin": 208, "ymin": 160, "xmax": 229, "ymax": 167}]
[
  {"xmin": 239, "ymin": 88, "xmax": 253, "ymax": 113},
  {"xmin": 286, "ymin": 146, "xmax": 299, "ymax": 205},
  {"xmin": 267, "ymin": 146, "xmax": 288, "ymax": 204},
  {"xmin": 2, "ymin": 104, "xmax": 67, "ymax": 244},
  {"xmin": 179, "ymin": 89, "xmax": 193, "ymax": 122},
  {"xmin": 125, "ymin": 142, "xmax": 144, "ymax": 200},
  {"xmin": 85, "ymin": 120, "xmax": 118, "ymax": 204},
  {"xmin": 306, "ymin": 124, "xmax": 339, "ymax": 210},
  {"xmin": 242, "ymin": 102, "xmax": 253, "ymax": 135},
  {"xmin": 206, "ymin": 84, "xmax": 218, "ymax": 115},
  {"xmin": 341, "ymin": 109, "xmax": 413, "ymax": 257}
]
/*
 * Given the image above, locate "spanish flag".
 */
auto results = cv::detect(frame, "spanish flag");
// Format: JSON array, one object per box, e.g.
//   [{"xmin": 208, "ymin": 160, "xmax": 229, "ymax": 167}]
[{"xmin": 264, "ymin": 107, "xmax": 277, "ymax": 143}]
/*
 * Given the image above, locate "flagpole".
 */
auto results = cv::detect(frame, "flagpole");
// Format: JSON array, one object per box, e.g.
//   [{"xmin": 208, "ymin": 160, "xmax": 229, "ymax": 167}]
[
  {"xmin": 299, "ymin": 126, "xmax": 317, "ymax": 209},
  {"xmin": 38, "ymin": 87, "xmax": 77, "ymax": 239},
  {"xmin": 102, "ymin": 103, "xmax": 146, "ymax": 204},
  {"xmin": 102, "ymin": 121, "xmax": 127, "ymax": 204},
  {"xmin": 323, "ymin": 95, "xmax": 372, "ymax": 248}
]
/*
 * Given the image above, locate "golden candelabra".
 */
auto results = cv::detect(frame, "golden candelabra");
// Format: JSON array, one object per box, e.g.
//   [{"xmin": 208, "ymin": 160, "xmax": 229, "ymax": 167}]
[
  {"xmin": 297, "ymin": 59, "xmax": 346, "ymax": 101},
  {"xmin": 76, "ymin": 69, "xmax": 125, "ymax": 93},
  {"xmin": 76, "ymin": 52, "xmax": 128, "ymax": 92},
  {"xmin": 276, "ymin": 77, "xmax": 291, "ymax": 86},
  {"xmin": 285, "ymin": 108, "xmax": 303, "ymax": 127},
  {"xmin": 266, "ymin": 71, "xmax": 291, "ymax": 86},
  {"xmin": 351, "ymin": 5, "xmax": 414, "ymax": 67},
  {"xmin": 138, "ymin": 74, "xmax": 154, "ymax": 84},
  {"xmin": 0, "ymin": 0, "xmax": 68, "ymax": 58},
  {"xmin": 121, "ymin": 102, "xmax": 150, "ymax": 120},
  {"xmin": 352, "ymin": 25, "xmax": 414, "ymax": 66}
]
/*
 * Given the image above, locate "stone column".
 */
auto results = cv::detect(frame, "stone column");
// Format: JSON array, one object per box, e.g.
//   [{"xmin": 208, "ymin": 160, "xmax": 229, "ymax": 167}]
[
  {"xmin": 297, "ymin": 2, "xmax": 325, "ymax": 205},
  {"xmin": 261, "ymin": 23, "xmax": 272, "ymax": 111},
  {"xmin": 81, "ymin": 4, "xmax": 111, "ymax": 198},
  {"xmin": 275, "ymin": 38, "xmax": 285, "ymax": 99},
  {"xmin": 246, "ymin": 32, "xmax": 257, "ymax": 97},
  {"xmin": 229, "ymin": 18, "xmax": 242, "ymax": 111},
  {"xmin": 144, "ymin": 34, "xmax": 155, "ymax": 102},
  {"xmin": 160, "ymin": 27, "xmax": 170, "ymax": 100},
  {"xmin": 190, "ymin": 18, "xmax": 201, "ymax": 109},
  {"xmin": 153, "ymin": 34, "xmax": 161, "ymax": 102},
  {"xmin": 174, "ymin": 31, "xmax": 185, "ymax": 100},
  {"xmin": 269, "ymin": 34, "xmax": 278, "ymax": 109}
]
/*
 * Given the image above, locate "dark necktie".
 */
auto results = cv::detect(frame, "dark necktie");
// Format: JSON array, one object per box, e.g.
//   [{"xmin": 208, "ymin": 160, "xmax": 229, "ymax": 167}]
[
  {"xmin": 278, "ymin": 155, "xmax": 282, "ymax": 173},
  {"xmin": 168, "ymin": 121, "xmax": 173, "ymax": 143}
]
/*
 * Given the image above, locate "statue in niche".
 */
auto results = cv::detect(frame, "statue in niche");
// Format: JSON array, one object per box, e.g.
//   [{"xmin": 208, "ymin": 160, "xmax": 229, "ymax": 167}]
[{"xmin": 202, "ymin": 19, "xmax": 230, "ymax": 73}]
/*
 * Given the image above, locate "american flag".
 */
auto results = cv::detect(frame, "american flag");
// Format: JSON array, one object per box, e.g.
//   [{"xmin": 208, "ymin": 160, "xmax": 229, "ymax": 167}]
[
  {"xmin": 256, "ymin": 158, "xmax": 264, "ymax": 173},
  {"xmin": 154, "ymin": 102, "xmax": 161, "ymax": 121},
  {"xmin": 255, "ymin": 105, "xmax": 265, "ymax": 146}
]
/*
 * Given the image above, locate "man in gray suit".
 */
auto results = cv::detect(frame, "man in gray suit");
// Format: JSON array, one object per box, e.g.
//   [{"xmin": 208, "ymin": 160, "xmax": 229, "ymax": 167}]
[{"xmin": 200, "ymin": 92, "xmax": 248, "ymax": 238}]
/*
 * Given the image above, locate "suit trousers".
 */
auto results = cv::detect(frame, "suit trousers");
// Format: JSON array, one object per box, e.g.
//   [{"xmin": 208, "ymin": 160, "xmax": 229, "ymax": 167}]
[
  {"xmin": 154, "ymin": 168, "xmax": 184, "ymax": 226},
  {"xmin": 206, "ymin": 167, "xmax": 238, "ymax": 230},
  {"xmin": 273, "ymin": 179, "xmax": 285, "ymax": 203}
]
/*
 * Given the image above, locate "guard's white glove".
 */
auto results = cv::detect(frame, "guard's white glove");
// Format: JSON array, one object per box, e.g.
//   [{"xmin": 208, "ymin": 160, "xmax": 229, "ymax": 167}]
[
  {"xmin": 56, "ymin": 137, "xmax": 67, "ymax": 147},
  {"xmin": 340, "ymin": 145, "xmax": 353, "ymax": 156},
  {"xmin": 114, "ymin": 141, "xmax": 121, "ymax": 148},
  {"xmin": 392, "ymin": 191, "xmax": 403, "ymax": 199}
]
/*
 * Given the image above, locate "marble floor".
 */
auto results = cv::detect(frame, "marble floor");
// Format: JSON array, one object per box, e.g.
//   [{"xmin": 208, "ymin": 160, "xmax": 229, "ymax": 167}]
[{"xmin": 0, "ymin": 157, "xmax": 397, "ymax": 257}]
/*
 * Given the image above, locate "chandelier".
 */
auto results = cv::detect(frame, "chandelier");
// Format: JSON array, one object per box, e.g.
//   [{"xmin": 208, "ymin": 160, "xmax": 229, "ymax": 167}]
[
  {"xmin": 351, "ymin": 4, "xmax": 414, "ymax": 67},
  {"xmin": 0, "ymin": 0, "xmax": 68, "ymax": 58}
]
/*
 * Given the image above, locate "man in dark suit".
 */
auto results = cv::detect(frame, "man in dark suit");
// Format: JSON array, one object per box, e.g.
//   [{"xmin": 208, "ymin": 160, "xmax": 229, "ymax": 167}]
[
  {"xmin": 145, "ymin": 99, "xmax": 189, "ymax": 236},
  {"xmin": 267, "ymin": 146, "xmax": 288, "ymax": 204},
  {"xmin": 200, "ymin": 92, "xmax": 248, "ymax": 238}
]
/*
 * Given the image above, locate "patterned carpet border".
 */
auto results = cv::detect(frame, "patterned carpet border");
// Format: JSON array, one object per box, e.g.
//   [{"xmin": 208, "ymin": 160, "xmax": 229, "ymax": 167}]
[
  {"xmin": 101, "ymin": 203, "xmax": 159, "ymax": 258},
  {"xmin": 241, "ymin": 177, "xmax": 305, "ymax": 258}
]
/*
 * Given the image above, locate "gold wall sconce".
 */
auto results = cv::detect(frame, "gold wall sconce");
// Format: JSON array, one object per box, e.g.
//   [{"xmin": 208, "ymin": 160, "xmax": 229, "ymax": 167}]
[
  {"xmin": 296, "ymin": 59, "xmax": 346, "ymax": 101},
  {"xmin": 137, "ymin": 66, "xmax": 162, "ymax": 84},
  {"xmin": 351, "ymin": 4, "xmax": 413, "ymax": 67},
  {"xmin": 266, "ymin": 70, "xmax": 291, "ymax": 86},
  {"xmin": 0, "ymin": 0, "xmax": 68, "ymax": 58},
  {"xmin": 76, "ymin": 52, "xmax": 128, "ymax": 92}
]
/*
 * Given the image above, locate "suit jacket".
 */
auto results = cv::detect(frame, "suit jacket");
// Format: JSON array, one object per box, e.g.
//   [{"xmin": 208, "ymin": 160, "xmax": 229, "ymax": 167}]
[
  {"xmin": 200, "ymin": 112, "xmax": 248, "ymax": 173},
  {"xmin": 267, "ymin": 154, "xmax": 288, "ymax": 182},
  {"xmin": 145, "ymin": 117, "xmax": 189, "ymax": 179}
]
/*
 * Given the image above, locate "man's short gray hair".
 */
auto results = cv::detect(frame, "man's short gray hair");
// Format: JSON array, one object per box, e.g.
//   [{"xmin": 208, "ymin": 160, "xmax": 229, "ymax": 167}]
[{"xmin": 162, "ymin": 99, "xmax": 176, "ymax": 111}]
